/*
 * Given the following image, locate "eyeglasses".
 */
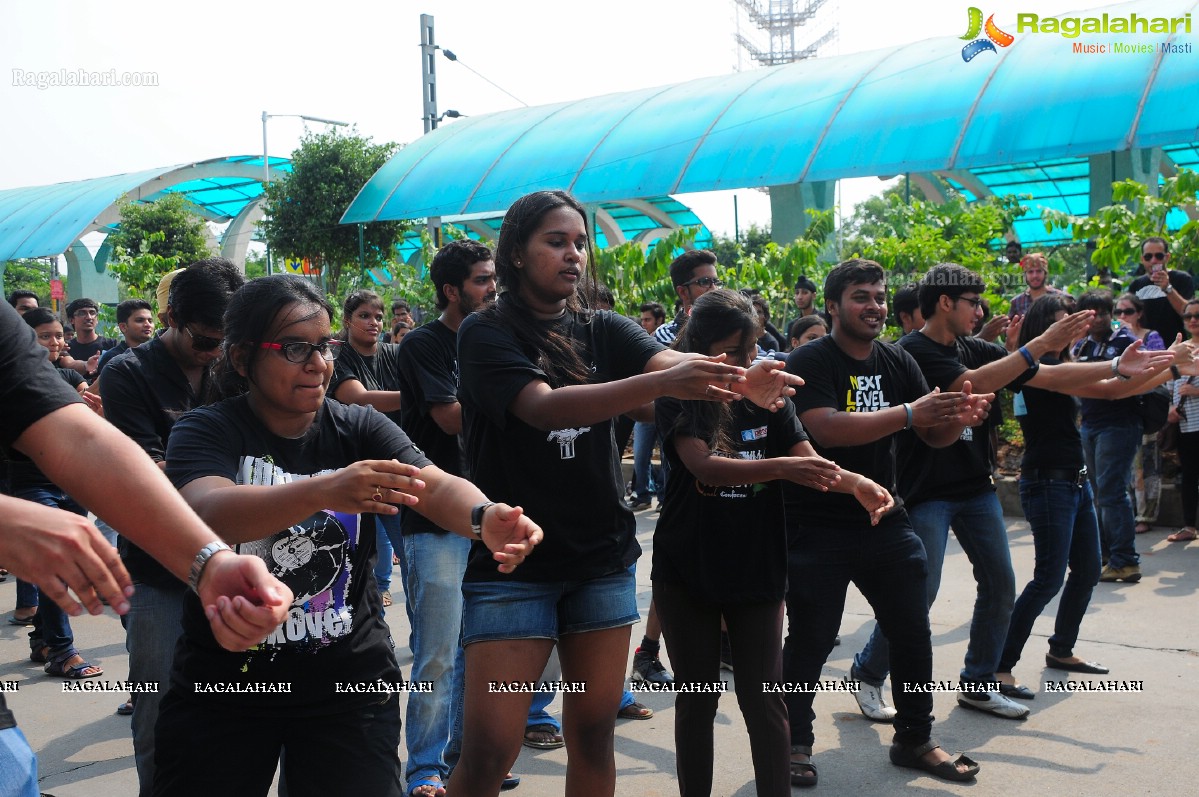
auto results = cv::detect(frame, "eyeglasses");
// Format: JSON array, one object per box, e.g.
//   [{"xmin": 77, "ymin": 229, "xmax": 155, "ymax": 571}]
[
  {"xmin": 1142, "ymin": 251, "xmax": 1167, "ymax": 261},
  {"xmin": 684, "ymin": 277, "xmax": 723, "ymax": 289},
  {"xmin": 1113, "ymin": 308, "xmax": 1138, "ymax": 316},
  {"xmin": 184, "ymin": 325, "xmax": 224, "ymax": 352},
  {"xmin": 955, "ymin": 296, "xmax": 983, "ymax": 308},
  {"xmin": 259, "ymin": 339, "xmax": 342, "ymax": 363},
  {"xmin": 72, "ymin": 309, "xmax": 98, "ymax": 318},
  {"xmin": 1182, "ymin": 314, "xmax": 1199, "ymax": 321}
]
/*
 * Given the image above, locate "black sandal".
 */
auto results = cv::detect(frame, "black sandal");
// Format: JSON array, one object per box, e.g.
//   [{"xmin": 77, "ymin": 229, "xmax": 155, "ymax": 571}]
[
  {"xmin": 790, "ymin": 745, "xmax": 818, "ymax": 788},
  {"xmin": 889, "ymin": 740, "xmax": 979, "ymax": 782}
]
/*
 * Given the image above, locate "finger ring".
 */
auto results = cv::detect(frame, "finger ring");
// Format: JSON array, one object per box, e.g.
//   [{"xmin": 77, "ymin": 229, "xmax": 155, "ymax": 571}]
[
  {"xmin": 372, "ymin": 487, "xmax": 384, "ymax": 502},
  {"xmin": 705, "ymin": 385, "xmax": 712, "ymax": 395}
]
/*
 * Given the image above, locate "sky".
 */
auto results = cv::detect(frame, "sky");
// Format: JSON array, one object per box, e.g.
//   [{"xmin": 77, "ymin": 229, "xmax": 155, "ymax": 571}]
[{"xmin": 0, "ymin": 0, "xmax": 1122, "ymax": 242}]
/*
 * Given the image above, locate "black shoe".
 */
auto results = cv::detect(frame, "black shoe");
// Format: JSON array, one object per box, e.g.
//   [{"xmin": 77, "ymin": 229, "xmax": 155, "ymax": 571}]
[
  {"xmin": 624, "ymin": 497, "xmax": 652, "ymax": 511},
  {"xmin": 631, "ymin": 648, "xmax": 674, "ymax": 685}
]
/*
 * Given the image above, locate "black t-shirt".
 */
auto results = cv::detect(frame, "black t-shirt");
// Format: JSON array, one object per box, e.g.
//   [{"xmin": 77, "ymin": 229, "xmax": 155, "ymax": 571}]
[
  {"xmin": 653, "ymin": 396, "xmax": 806, "ymax": 604},
  {"xmin": 0, "ymin": 303, "xmax": 86, "ymax": 729},
  {"xmin": 95, "ymin": 339, "xmax": 129, "ymax": 373},
  {"xmin": 101, "ymin": 336, "xmax": 208, "ymax": 590},
  {"xmin": 67, "ymin": 334, "xmax": 118, "ymax": 364},
  {"xmin": 396, "ymin": 319, "xmax": 463, "ymax": 535},
  {"xmin": 1071, "ymin": 327, "xmax": 1139, "ymax": 428},
  {"xmin": 1014, "ymin": 354, "xmax": 1084, "ymax": 471},
  {"xmin": 328, "ymin": 341, "xmax": 404, "ymax": 427},
  {"xmin": 7, "ymin": 367, "xmax": 85, "ymax": 492},
  {"xmin": 896, "ymin": 332, "xmax": 1006, "ymax": 505},
  {"xmin": 1129, "ymin": 270, "xmax": 1194, "ymax": 345},
  {"xmin": 165, "ymin": 397, "xmax": 431, "ymax": 713},
  {"xmin": 784, "ymin": 335, "xmax": 928, "ymax": 527},
  {"xmin": 458, "ymin": 308, "xmax": 661, "ymax": 582}
]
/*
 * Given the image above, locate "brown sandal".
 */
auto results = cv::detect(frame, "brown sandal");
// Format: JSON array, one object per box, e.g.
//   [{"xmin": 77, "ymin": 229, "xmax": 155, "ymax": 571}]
[{"xmin": 1167, "ymin": 527, "xmax": 1199, "ymax": 542}]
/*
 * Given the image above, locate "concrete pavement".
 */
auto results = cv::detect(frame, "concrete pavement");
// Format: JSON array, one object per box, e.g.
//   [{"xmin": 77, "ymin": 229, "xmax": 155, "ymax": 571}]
[{"xmin": 2, "ymin": 512, "xmax": 1197, "ymax": 796}]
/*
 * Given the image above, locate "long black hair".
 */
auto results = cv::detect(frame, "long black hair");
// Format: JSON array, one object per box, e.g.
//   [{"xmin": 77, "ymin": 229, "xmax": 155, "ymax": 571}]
[
  {"xmin": 208, "ymin": 275, "xmax": 334, "ymax": 402},
  {"xmin": 671, "ymin": 289, "xmax": 761, "ymax": 452},
  {"xmin": 483, "ymin": 190, "xmax": 600, "ymax": 387},
  {"xmin": 1018, "ymin": 293, "xmax": 1073, "ymax": 359}
]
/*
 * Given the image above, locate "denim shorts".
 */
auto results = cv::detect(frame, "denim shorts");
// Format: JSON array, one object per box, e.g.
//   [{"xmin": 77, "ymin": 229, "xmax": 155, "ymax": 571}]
[{"xmin": 461, "ymin": 569, "xmax": 639, "ymax": 645}]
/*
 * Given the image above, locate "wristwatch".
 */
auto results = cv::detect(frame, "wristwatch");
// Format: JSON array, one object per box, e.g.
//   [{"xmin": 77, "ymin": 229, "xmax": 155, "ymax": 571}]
[
  {"xmin": 471, "ymin": 502, "xmax": 496, "ymax": 539},
  {"xmin": 188, "ymin": 541, "xmax": 232, "ymax": 594},
  {"xmin": 1165, "ymin": 283, "xmax": 1175, "ymax": 295}
]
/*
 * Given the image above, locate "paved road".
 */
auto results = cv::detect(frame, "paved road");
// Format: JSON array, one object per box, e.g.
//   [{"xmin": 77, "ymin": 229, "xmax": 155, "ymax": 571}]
[{"xmin": 2, "ymin": 513, "xmax": 1196, "ymax": 796}]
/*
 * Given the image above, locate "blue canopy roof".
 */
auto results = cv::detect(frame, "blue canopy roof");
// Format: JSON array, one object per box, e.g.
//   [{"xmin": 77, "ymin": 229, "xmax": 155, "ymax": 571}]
[
  {"xmin": 344, "ymin": 0, "xmax": 1199, "ymax": 225},
  {"xmin": 0, "ymin": 155, "xmax": 289, "ymax": 262}
]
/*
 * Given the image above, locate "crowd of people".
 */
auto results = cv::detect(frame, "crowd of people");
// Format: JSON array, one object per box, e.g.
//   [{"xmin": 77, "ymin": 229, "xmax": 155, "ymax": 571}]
[{"xmin": 1, "ymin": 190, "xmax": 1196, "ymax": 797}]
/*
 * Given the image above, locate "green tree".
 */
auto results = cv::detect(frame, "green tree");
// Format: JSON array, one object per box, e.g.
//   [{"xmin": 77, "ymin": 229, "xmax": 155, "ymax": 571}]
[
  {"xmin": 1043, "ymin": 167, "xmax": 1199, "ymax": 279},
  {"xmin": 106, "ymin": 193, "xmax": 210, "ymax": 263},
  {"xmin": 106, "ymin": 193, "xmax": 213, "ymax": 300},
  {"xmin": 710, "ymin": 223, "xmax": 773, "ymax": 266},
  {"xmin": 1, "ymin": 258, "xmax": 57, "ymax": 305},
  {"xmin": 261, "ymin": 129, "xmax": 409, "ymax": 293}
]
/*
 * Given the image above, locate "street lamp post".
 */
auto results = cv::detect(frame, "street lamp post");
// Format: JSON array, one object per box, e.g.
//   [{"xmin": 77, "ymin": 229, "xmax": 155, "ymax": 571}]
[{"xmin": 261, "ymin": 112, "xmax": 349, "ymax": 273}]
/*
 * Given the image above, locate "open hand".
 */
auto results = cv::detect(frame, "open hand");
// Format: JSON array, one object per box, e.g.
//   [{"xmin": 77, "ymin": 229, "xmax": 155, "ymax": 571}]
[{"xmin": 729, "ymin": 359, "xmax": 803, "ymax": 411}]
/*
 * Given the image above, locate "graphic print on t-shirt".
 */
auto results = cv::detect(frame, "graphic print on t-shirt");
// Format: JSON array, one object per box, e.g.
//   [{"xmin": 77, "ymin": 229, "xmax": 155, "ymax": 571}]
[
  {"xmin": 547, "ymin": 426, "xmax": 590, "ymax": 459},
  {"xmin": 844, "ymin": 374, "xmax": 891, "ymax": 412},
  {"xmin": 235, "ymin": 455, "xmax": 360, "ymax": 652}
]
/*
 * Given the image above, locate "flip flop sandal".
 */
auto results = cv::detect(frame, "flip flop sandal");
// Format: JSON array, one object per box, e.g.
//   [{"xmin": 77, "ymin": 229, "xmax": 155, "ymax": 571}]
[
  {"xmin": 1167, "ymin": 527, "xmax": 1199, "ymax": 542},
  {"xmin": 889, "ymin": 740, "xmax": 979, "ymax": 782},
  {"xmin": 44, "ymin": 651, "xmax": 103, "ymax": 680},
  {"xmin": 406, "ymin": 776, "xmax": 446, "ymax": 797},
  {"xmin": 523, "ymin": 723, "xmax": 565, "ymax": 749},
  {"xmin": 790, "ymin": 745, "xmax": 818, "ymax": 788},
  {"xmin": 617, "ymin": 701, "xmax": 654, "ymax": 720},
  {"xmin": 501, "ymin": 773, "xmax": 520, "ymax": 791},
  {"xmin": 8, "ymin": 614, "xmax": 36, "ymax": 626}
]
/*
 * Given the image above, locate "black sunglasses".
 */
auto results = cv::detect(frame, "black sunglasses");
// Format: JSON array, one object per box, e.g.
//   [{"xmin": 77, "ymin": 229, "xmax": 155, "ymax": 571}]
[
  {"xmin": 1113, "ymin": 308, "xmax": 1138, "ymax": 316},
  {"xmin": 184, "ymin": 325, "xmax": 224, "ymax": 352},
  {"xmin": 1142, "ymin": 252, "xmax": 1167, "ymax": 261}
]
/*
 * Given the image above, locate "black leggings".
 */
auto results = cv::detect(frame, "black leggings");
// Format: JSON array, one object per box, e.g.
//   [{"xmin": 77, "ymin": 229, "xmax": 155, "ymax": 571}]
[
  {"xmin": 1178, "ymin": 430, "xmax": 1199, "ymax": 526},
  {"xmin": 653, "ymin": 581, "xmax": 789, "ymax": 797}
]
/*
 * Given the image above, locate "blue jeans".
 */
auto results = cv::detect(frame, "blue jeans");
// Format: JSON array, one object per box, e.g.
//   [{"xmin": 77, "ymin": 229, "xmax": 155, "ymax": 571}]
[
  {"xmin": 783, "ymin": 515, "xmax": 932, "ymax": 748},
  {"xmin": 527, "ymin": 647, "xmax": 562, "ymax": 731},
  {"xmin": 0, "ymin": 726, "xmax": 38, "ymax": 797},
  {"xmin": 631, "ymin": 421, "xmax": 660, "ymax": 502},
  {"xmin": 13, "ymin": 487, "xmax": 84, "ymax": 659},
  {"xmin": 853, "ymin": 491, "xmax": 1015, "ymax": 686},
  {"xmin": 1081, "ymin": 421, "xmax": 1141, "ymax": 568},
  {"xmin": 401, "ymin": 530, "xmax": 470, "ymax": 785},
  {"xmin": 15, "ymin": 579, "xmax": 38, "ymax": 611},
  {"xmin": 127, "ymin": 581, "xmax": 187, "ymax": 795},
  {"xmin": 374, "ymin": 512, "xmax": 405, "ymax": 594},
  {"xmin": 999, "ymin": 478, "xmax": 1102, "ymax": 671}
]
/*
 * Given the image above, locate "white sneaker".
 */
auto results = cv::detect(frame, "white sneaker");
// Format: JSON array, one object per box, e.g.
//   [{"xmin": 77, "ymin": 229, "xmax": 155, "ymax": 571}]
[
  {"xmin": 846, "ymin": 675, "xmax": 896, "ymax": 721},
  {"xmin": 956, "ymin": 690, "xmax": 1030, "ymax": 719}
]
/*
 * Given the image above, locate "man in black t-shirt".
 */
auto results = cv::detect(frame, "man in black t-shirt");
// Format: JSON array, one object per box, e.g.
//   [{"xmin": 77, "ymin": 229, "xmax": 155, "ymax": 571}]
[
  {"xmin": 62, "ymin": 297, "xmax": 118, "ymax": 379},
  {"xmin": 100, "ymin": 257, "xmax": 244, "ymax": 794},
  {"xmin": 1128, "ymin": 236, "xmax": 1193, "ymax": 346},
  {"xmin": 394, "ymin": 240, "xmax": 495, "ymax": 796},
  {"xmin": 848, "ymin": 264, "xmax": 1092, "ymax": 722},
  {"xmin": 782, "ymin": 259, "xmax": 991, "ymax": 783}
]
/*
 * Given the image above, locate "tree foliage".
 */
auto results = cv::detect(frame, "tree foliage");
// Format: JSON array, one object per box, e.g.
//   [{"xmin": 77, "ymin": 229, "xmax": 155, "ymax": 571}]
[
  {"xmin": 106, "ymin": 193, "xmax": 212, "ymax": 300},
  {"xmin": 1, "ymin": 258, "xmax": 57, "ymax": 304},
  {"xmin": 261, "ymin": 129, "xmax": 409, "ymax": 292},
  {"xmin": 1044, "ymin": 167, "xmax": 1199, "ymax": 278}
]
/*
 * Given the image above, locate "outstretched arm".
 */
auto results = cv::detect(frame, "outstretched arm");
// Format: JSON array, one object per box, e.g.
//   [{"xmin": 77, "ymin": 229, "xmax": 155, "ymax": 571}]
[{"xmin": 11, "ymin": 402, "xmax": 292, "ymax": 650}]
